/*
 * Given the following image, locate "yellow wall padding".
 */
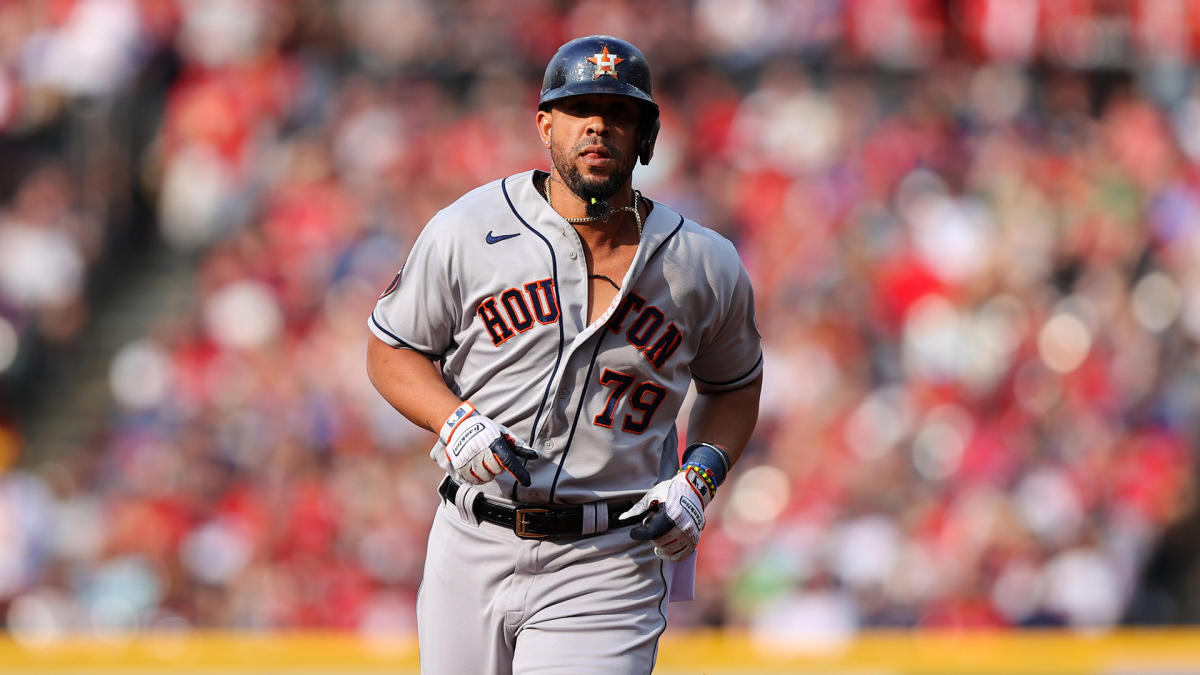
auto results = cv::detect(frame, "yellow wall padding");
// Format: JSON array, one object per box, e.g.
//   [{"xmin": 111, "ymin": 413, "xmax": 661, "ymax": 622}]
[{"xmin": 2, "ymin": 629, "xmax": 1200, "ymax": 674}]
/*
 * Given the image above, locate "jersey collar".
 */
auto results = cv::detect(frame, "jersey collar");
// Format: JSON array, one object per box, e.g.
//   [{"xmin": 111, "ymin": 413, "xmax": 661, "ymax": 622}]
[{"xmin": 515, "ymin": 170, "xmax": 679, "ymax": 247}]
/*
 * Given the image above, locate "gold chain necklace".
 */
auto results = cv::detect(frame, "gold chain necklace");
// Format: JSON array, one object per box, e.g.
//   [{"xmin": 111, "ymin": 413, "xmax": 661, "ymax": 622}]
[{"xmin": 543, "ymin": 176, "xmax": 643, "ymax": 238}]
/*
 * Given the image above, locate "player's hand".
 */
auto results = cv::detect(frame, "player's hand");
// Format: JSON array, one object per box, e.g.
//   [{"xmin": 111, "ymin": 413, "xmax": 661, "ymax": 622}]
[
  {"xmin": 620, "ymin": 467, "xmax": 714, "ymax": 562},
  {"xmin": 440, "ymin": 403, "xmax": 538, "ymax": 486}
]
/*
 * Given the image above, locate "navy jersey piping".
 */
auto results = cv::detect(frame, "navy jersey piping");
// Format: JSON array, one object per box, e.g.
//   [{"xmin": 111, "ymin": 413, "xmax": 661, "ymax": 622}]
[
  {"xmin": 370, "ymin": 312, "xmax": 442, "ymax": 360},
  {"xmin": 650, "ymin": 558, "xmax": 669, "ymax": 666},
  {"xmin": 548, "ymin": 334, "xmax": 607, "ymax": 502},
  {"xmin": 548, "ymin": 214, "xmax": 685, "ymax": 502},
  {"xmin": 692, "ymin": 351, "xmax": 764, "ymax": 387},
  {"xmin": 501, "ymin": 175, "xmax": 567, "ymax": 498}
]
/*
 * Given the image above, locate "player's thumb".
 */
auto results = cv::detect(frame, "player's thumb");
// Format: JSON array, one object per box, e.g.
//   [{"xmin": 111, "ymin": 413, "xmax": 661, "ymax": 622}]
[
  {"xmin": 509, "ymin": 440, "xmax": 539, "ymax": 461},
  {"xmin": 490, "ymin": 438, "xmax": 533, "ymax": 486},
  {"xmin": 629, "ymin": 509, "xmax": 675, "ymax": 541}
]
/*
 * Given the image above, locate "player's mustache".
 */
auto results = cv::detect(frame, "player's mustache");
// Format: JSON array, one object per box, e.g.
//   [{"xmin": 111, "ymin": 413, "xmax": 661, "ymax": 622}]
[{"xmin": 573, "ymin": 140, "xmax": 621, "ymax": 159}]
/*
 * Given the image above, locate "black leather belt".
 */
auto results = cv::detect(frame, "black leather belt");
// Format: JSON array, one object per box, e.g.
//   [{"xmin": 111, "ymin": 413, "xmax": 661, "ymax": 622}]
[{"xmin": 438, "ymin": 476, "xmax": 639, "ymax": 539}]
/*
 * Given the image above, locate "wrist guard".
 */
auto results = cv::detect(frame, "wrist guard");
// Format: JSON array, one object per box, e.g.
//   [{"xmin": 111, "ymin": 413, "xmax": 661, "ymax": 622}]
[{"xmin": 680, "ymin": 441, "xmax": 732, "ymax": 494}]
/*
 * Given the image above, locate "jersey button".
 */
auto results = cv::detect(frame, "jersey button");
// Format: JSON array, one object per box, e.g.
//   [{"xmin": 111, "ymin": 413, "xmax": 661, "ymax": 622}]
[
  {"xmin": 544, "ymin": 440, "xmax": 554, "ymax": 451},
  {"xmin": 568, "ymin": 250, "xmax": 578, "ymax": 260},
  {"xmin": 557, "ymin": 388, "xmax": 568, "ymax": 399}
]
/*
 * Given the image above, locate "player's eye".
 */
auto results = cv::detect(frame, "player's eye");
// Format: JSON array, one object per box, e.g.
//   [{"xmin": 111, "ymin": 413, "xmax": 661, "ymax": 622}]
[
  {"xmin": 560, "ymin": 100, "xmax": 589, "ymax": 116},
  {"xmin": 606, "ymin": 105, "xmax": 637, "ymax": 124},
  {"xmin": 561, "ymin": 100, "xmax": 636, "ymax": 125}
]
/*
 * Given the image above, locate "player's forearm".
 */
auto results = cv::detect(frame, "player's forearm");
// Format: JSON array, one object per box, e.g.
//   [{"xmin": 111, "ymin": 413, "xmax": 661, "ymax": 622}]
[
  {"xmin": 687, "ymin": 372, "xmax": 763, "ymax": 467},
  {"xmin": 366, "ymin": 334, "xmax": 464, "ymax": 434}
]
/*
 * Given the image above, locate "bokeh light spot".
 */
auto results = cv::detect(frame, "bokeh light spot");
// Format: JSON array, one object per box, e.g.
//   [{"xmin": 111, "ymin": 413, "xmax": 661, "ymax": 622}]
[{"xmin": 1038, "ymin": 312, "xmax": 1092, "ymax": 373}]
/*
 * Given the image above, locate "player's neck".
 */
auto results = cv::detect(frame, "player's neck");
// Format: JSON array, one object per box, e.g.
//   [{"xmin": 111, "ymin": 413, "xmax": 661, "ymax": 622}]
[{"xmin": 543, "ymin": 172, "xmax": 640, "ymax": 245}]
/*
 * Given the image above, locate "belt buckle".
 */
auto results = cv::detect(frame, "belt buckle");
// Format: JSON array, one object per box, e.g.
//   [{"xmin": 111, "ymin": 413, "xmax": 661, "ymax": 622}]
[{"xmin": 514, "ymin": 507, "xmax": 549, "ymax": 539}]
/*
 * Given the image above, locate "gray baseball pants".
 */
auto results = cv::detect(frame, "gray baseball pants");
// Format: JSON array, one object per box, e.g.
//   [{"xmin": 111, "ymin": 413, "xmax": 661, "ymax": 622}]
[{"xmin": 417, "ymin": 497, "xmax": 670, "ymax": 674}]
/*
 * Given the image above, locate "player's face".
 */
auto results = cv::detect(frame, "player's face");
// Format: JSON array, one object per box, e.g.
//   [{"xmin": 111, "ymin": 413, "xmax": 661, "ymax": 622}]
[{"xmin": 543, "ymin": 95, "xmax": 641, "ymax": 202}]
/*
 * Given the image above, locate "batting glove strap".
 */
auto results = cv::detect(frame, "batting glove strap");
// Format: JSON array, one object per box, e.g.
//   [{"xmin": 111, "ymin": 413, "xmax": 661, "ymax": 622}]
[
  {"xmin": 439, "ymin": 401, "xmax": 477, "ymax": 447},
  {"xmin": 681, "ymin": 441, "xmax": 732, "ymax": 490},
  {"xmin": 681, "ymin": 464, "xmax": 718, "ymax": 496}
]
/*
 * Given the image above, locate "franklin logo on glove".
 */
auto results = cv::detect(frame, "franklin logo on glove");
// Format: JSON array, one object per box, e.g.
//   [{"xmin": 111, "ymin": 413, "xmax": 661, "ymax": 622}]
[
  {"xmin": 451, "ymin": 423, "xmax": 485, "ymax": 457},
  {"xmin": 680, "ymin": 496, "xmax": 704, "ymax": 528}
]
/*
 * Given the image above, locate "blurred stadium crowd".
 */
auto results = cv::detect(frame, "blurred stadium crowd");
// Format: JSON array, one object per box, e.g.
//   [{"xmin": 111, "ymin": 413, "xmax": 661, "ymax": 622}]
[{"xmin": 2, "ymin": 0, "xmax": 1200, "ymax": 644}]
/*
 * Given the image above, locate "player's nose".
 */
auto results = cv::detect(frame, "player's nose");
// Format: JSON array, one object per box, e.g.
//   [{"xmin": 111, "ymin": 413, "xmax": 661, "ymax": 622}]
[{"xmin": 584, "ymin": 115, "xmax": 610, "ymax": 136}]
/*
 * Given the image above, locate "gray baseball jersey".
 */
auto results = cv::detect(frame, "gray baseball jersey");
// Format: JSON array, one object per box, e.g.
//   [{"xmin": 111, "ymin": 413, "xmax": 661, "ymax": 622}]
[
  {"xmin": 371, "ymin": 170, "xmax": 761, "ymax": 503},
  {"xmin": 369, "ymin": 169, "xmax": 761, "ymax": 673}
]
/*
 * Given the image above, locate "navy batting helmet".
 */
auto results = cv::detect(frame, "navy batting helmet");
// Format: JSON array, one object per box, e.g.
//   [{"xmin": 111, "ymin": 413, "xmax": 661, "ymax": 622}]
[{"xmin": 539, "ymin": 35, "xmax": 660, "ymax": 165}]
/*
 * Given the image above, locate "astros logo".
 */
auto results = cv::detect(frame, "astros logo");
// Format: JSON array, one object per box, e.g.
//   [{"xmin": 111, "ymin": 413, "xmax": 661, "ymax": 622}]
[
  {"xmin": 588, "ymin": 46, "xmax": 623, "ymax": 79},
  {"xmin": 379, "ymin": 267, "xmax": 403, "ymax": 299}
]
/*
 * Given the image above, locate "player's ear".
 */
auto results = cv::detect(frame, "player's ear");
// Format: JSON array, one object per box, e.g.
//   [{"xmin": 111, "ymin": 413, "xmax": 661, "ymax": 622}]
[{"xmin": 536, "ymin": 109, "xmax": 553, "ymax": 147}]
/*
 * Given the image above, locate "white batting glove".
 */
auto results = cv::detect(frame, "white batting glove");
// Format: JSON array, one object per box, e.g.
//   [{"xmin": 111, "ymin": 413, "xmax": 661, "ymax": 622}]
[
  {"xmin": 620, "ymin": 467, "xmax": 714, "ymax": 562},
  {"xmin": 439, "ymin": 402, "xmax": 538, "ymax": 486}
]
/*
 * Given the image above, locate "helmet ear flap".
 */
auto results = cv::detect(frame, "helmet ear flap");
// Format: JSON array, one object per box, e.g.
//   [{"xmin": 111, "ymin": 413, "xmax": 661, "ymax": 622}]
[{"xmin": 639, "ymin": 117, "xmax": 660, "ymax": 166}]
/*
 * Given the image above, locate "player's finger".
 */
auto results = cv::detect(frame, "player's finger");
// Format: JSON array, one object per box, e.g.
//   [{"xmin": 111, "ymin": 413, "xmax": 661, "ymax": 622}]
[
  {"xmin": 630, "ymin": 510, "xmax": 675, "ymax": 541},
  {"xmin": 502, "ymin": 435, "xmax": 539, "ymax": 461},
  {"xmin": 511, "ymin": 443, "xmax": 539, "ymax": 461},
  {"xmin": 494, "ymin": 450, "xmax": 532, "ymax": 486},
  {"xmin": 662, "ymin": 547, "xmax": 691, "ymax": 562},
  {"xmin": 654, "ymin": 531, "xmax": 684, "ymax": 548},
  {"xmin": 489, "ymin": 438, "xmax": 532, "ymax": 486},
  {"xmin": 655, "ymin": 534, "xmax": 691, "ymax": 560},
  {"xmin": 661, "ymin": 538, "xmax": 689, "ymax": 556}
]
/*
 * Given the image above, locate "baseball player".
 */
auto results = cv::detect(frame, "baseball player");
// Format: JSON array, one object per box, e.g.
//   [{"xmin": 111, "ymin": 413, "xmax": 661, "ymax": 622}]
[{"xmin": 366, "ymin": 35, "xmax": 762, "ymax": 674}]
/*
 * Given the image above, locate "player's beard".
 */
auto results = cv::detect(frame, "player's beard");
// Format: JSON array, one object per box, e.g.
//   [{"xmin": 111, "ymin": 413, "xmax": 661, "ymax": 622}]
[{"xmin": 551, "ymin": 140, "xmax": 635, "ymax": 219}]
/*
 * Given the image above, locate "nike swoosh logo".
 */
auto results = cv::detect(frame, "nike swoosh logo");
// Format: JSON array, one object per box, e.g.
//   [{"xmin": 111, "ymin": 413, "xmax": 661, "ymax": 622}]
[{"xmin": 485, "ymin": 231, "xmax": 520, "ymax": 244}]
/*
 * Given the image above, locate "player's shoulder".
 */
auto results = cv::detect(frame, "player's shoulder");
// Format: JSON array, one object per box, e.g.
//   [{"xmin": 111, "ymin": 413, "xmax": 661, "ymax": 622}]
[
  {"xmin": 428, "ymin": 179, "xmax": 504, "ymax": 223},
  {"xmin": 424, "ymin": 170, "xmax": 536, "ymax": 234},
  {"xmin": 653, "ymin": 203, "xmax": 743, "ymax": 268},
  {"xmin": 644, "ymin": 202, "xmax": 750, "ymax": 296}
]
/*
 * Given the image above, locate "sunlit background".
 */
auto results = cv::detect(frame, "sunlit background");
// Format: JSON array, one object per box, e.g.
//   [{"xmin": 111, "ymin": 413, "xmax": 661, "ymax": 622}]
[{"xmin": 2, "ymin": 0, "xmax": 1200, "ymax": 671}]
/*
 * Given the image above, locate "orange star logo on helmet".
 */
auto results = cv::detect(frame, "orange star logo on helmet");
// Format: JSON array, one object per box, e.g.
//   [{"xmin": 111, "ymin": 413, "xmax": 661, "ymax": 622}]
[{"xmin": 587, "ymin": 46, "xmax": 624, "ymax": 80}]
